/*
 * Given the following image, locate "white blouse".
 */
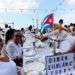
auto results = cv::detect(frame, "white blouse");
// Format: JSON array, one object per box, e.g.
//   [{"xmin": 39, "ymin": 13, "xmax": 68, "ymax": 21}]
[
  {"xmin": 6, "ymin": 41, "xmax": 23, "ymax": 59},
  {"xmin": 59, "ymin": 34, "xmax": 75, "ymax": 53},
  {"xmin": 0, "ymin": 60, "xmax": 17, "ymax": 75}
]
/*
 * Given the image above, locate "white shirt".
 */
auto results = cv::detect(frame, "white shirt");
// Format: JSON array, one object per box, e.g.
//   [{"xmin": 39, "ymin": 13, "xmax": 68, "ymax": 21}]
[
  {"xmin": 43, "ymin": 30, "xmax": 68, "ymax": 41},
  {"xmin": 59, "ymin": 34, "xmax": 75, "ymax": 53},
  {"xmin": 6, "ymin": 41, "xmax": 23, "ymax": 59},
  {"xmin": 0, "ymin": 60, "xmax": 17, "ymax": 75},
  {"xmin": 65, "ymin": 34, "xmax": 75, "ymax": 45}
]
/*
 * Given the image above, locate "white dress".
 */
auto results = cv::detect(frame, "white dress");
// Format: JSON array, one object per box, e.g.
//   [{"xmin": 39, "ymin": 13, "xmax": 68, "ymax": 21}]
[
  {"xmin": 6, "ymin": 41, "xmax": 23, "ymax": 59},
  {"xmin": 0, "ymin": 51, "xmax": 17, "ymax": 75},
  {"xmin": 0, "ymin": 60, "xmax": 17, "ymax": 75}
]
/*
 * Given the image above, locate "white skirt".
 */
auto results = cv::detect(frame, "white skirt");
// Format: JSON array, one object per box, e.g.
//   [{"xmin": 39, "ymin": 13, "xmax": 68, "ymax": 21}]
[{"xmin": 0, "ymin": 60, "xmax": 17, "ymax": 75}]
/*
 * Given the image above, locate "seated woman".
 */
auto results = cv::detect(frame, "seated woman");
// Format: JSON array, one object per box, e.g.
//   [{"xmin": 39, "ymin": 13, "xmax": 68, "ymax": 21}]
[
  {"xmin": 5, "ymin": 29, "xmax": 23, "ymax": 67},
  {"xmin": 0, "ymin": 38, "xmax": 17, "ymax": 75}
]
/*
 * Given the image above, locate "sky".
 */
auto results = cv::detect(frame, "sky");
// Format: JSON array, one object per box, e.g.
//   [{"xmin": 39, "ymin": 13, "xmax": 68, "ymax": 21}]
[{"xmin": 0, "ymin": 0, "xmax": 75, "ymax": 29}]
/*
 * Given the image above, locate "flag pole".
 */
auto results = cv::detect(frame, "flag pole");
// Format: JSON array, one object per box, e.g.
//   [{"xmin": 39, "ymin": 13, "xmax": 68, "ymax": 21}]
[{"xmin": 52, "ymin": 11, "xmax": 56, "ymax": 55}]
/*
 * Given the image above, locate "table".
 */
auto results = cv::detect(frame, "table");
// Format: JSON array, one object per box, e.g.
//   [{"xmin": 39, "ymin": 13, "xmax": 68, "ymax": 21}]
[{"xmin": 23, "ymin": 32, "xmax": 54, "ymax": 75}]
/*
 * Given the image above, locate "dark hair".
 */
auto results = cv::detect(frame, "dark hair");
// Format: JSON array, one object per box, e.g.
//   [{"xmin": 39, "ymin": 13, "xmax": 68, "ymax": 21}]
[
  {"xmin": 59, "ymin": 19, "xmax": 63, "ymax": 24},
  {"xmin": 0, "ymin": 38, "xmax": 2, "ymax": 42},
  {"xmin": 5, "ymin": 24, "xmax": 8, "ymax": 28},
  {"xmin": 28, "ymin": 25, "xmax": 32, "ymax": 31},
  {"xmin": 68, "ymin": 23, "xmax": 75, "ymax": 28},
  {"xmin": 15, "ymin": 30, "xmax": 21, "ymax": 33},
  {"xmin": 9, "ymin": 26, "xmax": 11, "ymax": 29},
  {"xmin": 5, "ymin": 29, "xmax": 16, "ymax": 44},
  {"xmin": 21, "ymin": 28, "xmax": 24, "ymax": 31},
  {"xmin": 64, "ymin": 25, "xmax": 68, "ymax": 28},
  {"xmin": 72, "ymin": 24, "xmax": 75, "ymax": 27}
]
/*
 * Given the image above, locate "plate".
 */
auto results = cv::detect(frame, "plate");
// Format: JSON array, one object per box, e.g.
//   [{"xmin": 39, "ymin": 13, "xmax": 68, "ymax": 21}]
[
  {"xmin": 23, "ymin": 62, "xmax": 45, "ymax": 72},
  {"xmin": 24, "ymin": 50, "xmax": 36, "ymax": 57}
]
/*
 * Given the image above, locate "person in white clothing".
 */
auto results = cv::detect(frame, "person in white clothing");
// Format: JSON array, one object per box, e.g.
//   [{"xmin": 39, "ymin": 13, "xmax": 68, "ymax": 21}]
[
  {"xmin": 59, "ymin": 30, "xmax": 75, "ymax": 53},
  {"xmin": 59, "ymin": 34, "xmax": 75, "ymax": 53},
  {"xmin": 0, "ymin": 37, "xmax": 17, "ymax": 75},
  {"xmin": 5, "ymin": 29, "xmax": 23, "ymax": 67}
]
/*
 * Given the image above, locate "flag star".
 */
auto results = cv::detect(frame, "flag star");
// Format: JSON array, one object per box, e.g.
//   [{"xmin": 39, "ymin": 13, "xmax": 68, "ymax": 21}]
[{"xmin": 49, "ymin": 19, "xmax": 52, "ymax": 23}]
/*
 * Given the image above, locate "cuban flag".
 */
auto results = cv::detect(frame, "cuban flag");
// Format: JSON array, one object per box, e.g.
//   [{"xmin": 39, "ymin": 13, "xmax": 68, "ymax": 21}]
[{"xmin": 40, "ymin": 13, "xmax": 54, "ymax": 33}]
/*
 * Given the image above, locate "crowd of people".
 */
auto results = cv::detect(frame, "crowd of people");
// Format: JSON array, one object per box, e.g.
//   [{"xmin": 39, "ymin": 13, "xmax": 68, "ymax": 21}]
[
  {"xmin": 0, "ymin": 24, "xmax": 25, "ymax": 75},
  {"xmin": 35, "ymin": 19, "xmax": 75, "ymax": 53},
  {"xmin": 0, "ymin": 19, "xmax": 75, "ymax": 75}
]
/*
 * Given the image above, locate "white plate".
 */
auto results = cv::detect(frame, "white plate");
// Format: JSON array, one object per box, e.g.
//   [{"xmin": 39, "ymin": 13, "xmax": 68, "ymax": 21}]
[
  {"xmin": 23, "ymin": 62, "xmax": 45, "ymax": 72},
  {"xmin": 24, "ymin": 50, "xmax": 36, "ymax": 57}
]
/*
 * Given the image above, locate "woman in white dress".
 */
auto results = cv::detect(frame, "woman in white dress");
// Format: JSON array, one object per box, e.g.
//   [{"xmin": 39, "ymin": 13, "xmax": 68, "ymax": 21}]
[
  {"xmin": 5, "ymin": 29, "xmax": 23, "ymax": 67},
  {"xmin": 0, "ymin": 37, "xmax": 17, "ymax": 75}
]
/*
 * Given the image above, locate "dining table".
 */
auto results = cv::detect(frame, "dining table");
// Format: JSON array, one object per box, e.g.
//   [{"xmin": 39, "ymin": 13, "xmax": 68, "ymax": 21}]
[{"xmin": 22, "ymin": 31, "xmax": 56, "ymax": 75}]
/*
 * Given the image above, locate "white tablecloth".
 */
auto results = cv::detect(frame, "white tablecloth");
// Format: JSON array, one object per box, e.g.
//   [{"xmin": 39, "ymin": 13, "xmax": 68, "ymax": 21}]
[
  {"xmin": 23, "ymin": 32, "xmax": 54, "ymax": 75},
  {"xmin": 23, "ymin": 41, "xmax": 54, "ymax": 75}
]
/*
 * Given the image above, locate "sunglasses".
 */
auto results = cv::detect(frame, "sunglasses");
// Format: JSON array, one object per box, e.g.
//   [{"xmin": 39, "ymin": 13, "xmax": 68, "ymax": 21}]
[{"xmin": 15, "ymin": 35, "xmax": 22, "ymax": 38}]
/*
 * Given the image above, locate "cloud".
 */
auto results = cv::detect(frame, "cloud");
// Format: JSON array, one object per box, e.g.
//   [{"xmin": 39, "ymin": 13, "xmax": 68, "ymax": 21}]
[
  {"xmin": 0, "ymin": 0, "xmax": 39, "ymax": 11},
  {"xmin": 67, "ymin": 0, "xmax": 75, "ymax": 6}
]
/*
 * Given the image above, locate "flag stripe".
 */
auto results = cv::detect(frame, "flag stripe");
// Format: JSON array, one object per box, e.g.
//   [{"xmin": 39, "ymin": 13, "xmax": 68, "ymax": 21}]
[
  {"xmin": 41, "ymin": 24, "xmax": 52, "ymax": 33},
  {"xmin": 40, "ymin": 13, "xmax": 54, "ymax": 33},
  {"xmin": 41, "ymin": 14, "xmax": 53, "ymax": 26}
]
